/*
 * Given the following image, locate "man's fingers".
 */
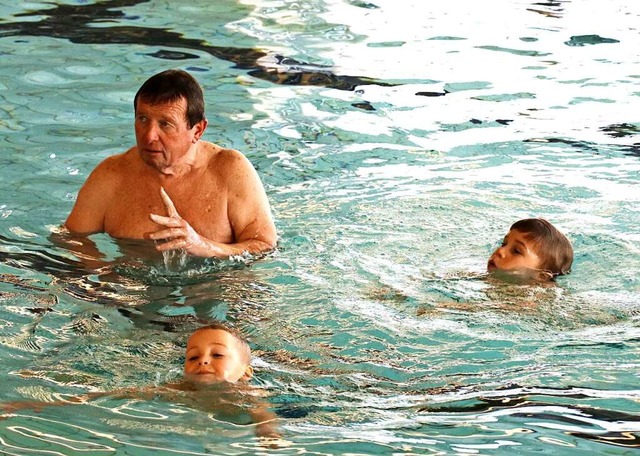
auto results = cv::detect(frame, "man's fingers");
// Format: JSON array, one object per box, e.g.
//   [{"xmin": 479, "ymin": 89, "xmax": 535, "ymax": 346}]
[
  {"xmin": 150, "ymin": 213, "xmax": 182, "ymax": 227},
  {"xmin": 148, "ymin": 227, "xmax": 185, "ymax": 240},
  {"xmin": 154, "ymin": 238, "xmax": 187, "ymax": 252},
  {"xmin": 159, "ymin": 187, "xmax": 179, "ymax": 218}
]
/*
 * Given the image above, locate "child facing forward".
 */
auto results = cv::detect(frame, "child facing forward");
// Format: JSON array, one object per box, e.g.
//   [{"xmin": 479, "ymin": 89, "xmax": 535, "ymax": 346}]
[
  {"xmin": 2, "ymin": 323, "xmax": 280, "ymax": 440},
  {"xmin": 487, "ymin": 218, "xmax": 573, "ymax": 281},
  {"xmin": 180, "ymin": 323, "xmax": 254, "ymax": 385}
]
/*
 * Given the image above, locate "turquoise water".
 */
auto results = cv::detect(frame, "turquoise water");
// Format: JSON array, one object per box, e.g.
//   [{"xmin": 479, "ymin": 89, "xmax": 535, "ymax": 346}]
[{"xmin": 1, "ymin": 0, "xmax": 639, "ymax": 454}]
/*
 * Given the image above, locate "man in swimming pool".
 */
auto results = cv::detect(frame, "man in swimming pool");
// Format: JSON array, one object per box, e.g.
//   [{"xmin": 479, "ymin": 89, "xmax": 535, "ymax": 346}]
[
  {"xmin": 487, "ymin": 218, "xmax": 573, "ymax": 281},
  {"xmin": 64, "ymin": 69, "xmax": 277, "ymax": 258}
]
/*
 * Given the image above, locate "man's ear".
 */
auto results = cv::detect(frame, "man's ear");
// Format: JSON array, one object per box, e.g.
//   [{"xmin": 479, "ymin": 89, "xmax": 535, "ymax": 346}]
[
  {"xmin": 243, "ymin": 365, "xmax": 254, "ymax": 380},
  {"xmin": 192, "ymin": 119, "xmax": 208, "ymax": 143}
]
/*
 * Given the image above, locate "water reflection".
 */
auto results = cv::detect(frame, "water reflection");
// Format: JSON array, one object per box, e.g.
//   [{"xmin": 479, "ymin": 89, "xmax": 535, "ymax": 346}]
[
  {"xmin": 0, "ymin": 230, "xmax": 278, "ymax": 335},
  {"xmin": 527, "ymin": 1, "xmax": 567, "ymax": 19},
  {"xmin": 1, "ymin": 0, "xmax": 639, "ymax": 453},
  {"xmin": 1, "ymin": 0, "xmax": 392, "ymax": 91}
]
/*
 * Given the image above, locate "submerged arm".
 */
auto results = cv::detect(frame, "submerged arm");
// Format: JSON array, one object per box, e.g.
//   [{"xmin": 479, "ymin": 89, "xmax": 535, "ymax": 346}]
[{"xmin": 49, "ymin": 227, "xmax": 109, "ymax": 271}]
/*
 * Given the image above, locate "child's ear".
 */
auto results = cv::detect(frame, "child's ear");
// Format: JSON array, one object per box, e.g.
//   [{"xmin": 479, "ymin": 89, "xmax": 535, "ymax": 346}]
[
  {"xmin": 243, "ymin": 365, "xmax": 254, "ymax": 380},
  {"xmin": 536, "ymin": 270, "xmax": 554, "ymax": 282}
]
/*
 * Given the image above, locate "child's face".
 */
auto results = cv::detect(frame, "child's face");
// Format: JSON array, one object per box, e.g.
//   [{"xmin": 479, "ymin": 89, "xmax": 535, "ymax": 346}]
[
  {"xmin": 487, "ymin": 229, "xmax": 542, "ymax": 273},
  {"xmin": 184, "ymin": 329, "xmax": 253, "ymax": 384}
]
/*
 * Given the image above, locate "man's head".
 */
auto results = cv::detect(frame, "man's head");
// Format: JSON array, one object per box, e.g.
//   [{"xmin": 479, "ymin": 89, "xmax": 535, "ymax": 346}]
[
  {"xmin": 133, "ymin": 69, "xmax": 209, "ymax": 172},
  {"xmin": 487, "ymin": 218, "xmax": 573, "ymax": 279},
  {"xmin": 184, "ymin": 323, "xmax": 253, "ymax": 384},
  {"xmin": 134, "ymin": 69, "xmax": 205, "ymax": 128}
]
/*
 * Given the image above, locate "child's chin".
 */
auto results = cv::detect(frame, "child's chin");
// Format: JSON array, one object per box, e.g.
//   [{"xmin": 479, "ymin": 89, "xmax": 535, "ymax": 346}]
[
  {"xmin": 186, "ymin": 373, "xmax": 222, "ymax": 384},
  {"xmin": 489, "ymin": 268, "xmax": 548, "ymax": 284}
]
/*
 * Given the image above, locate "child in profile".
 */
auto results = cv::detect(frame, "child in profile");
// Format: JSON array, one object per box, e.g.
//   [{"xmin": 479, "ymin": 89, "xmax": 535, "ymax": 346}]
[
  {"xmin": 487, "ymin": 218, "xmax": 573, "ymax": 281},
  {"xmin": 2, "ymin": 323, "xmax": 280, "ymax": 441}
]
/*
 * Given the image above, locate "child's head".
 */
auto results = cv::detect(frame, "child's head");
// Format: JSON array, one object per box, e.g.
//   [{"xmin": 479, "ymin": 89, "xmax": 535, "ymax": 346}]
[
  {"xmin": 487, "ymin": 218, "xmax": 573, "ymax": 279},
  {"xmin": 184, "ymin": 323, "xmax": 253, "ymax": 384}
]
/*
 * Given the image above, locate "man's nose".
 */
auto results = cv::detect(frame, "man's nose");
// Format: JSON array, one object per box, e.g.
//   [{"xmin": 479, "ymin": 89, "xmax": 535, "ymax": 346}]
[{"xmin": 142, "ymin": 123, "xmax": 160, "ymax": 143}]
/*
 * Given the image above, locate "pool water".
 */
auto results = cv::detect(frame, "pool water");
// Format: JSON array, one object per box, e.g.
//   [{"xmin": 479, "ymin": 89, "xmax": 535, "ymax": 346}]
[{"xmin": 1, "ymin": 0, "xmax": 639, "ymax": 454}]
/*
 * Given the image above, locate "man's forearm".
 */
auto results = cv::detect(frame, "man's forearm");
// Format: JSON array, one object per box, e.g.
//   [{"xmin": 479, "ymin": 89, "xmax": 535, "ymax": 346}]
[{"xmin": 191, "ymin": 237, "xmax": 275, "ymax": 258}]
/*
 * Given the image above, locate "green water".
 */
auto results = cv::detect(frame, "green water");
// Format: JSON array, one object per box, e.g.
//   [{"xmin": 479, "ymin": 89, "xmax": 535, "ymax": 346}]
[{"xmin": 0, "ymin": 0, "xmax": 639, "ymax": 454}]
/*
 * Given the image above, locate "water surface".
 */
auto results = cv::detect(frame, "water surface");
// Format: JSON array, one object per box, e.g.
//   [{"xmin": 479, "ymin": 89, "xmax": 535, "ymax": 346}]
[{"xmin": 0, "ymin": 0, "xmax": 639, "ymax": 454}]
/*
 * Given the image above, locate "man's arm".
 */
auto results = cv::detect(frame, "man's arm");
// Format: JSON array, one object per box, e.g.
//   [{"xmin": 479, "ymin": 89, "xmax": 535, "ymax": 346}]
[
  {"xmin": 65, "ymin": 157, "xmax": 118, "ymax": 236},
  {"xmin": 57, "ymin": 158, "xmax": 119, "ymax": 269},
  {"xmin": 224, "ymin": 150, "xmax": 277, "ymax": 253},
  {"xmin": 49, "ymin": 227, "xmax": 108, "ymax": 271},
  {"xmin": 148, "ymin": 151, "xmax": 277, "ymax": 258}
]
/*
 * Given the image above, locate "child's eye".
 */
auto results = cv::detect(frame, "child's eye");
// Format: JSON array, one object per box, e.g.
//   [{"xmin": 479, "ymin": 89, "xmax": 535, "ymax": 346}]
[
  {"xmin": 212, "ymin": 353, "xmax": 224, "ymax": 358},
  {"xmin": 513, "ymin": 249, "xmax": 522, "ymax": 255},
  {"xmin": 188, "ymin": 356, "xmax": 199, "ymax": 361}
]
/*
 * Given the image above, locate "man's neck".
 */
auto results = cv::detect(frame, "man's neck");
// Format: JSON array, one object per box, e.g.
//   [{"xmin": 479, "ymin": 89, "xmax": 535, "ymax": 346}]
[{"xmin": 156, "ymin": 142, "xmax": 203, "ymax": 179}]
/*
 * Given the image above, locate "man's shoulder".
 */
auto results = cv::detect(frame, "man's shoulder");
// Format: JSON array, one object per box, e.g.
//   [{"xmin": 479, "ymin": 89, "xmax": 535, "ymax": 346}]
[
  {"xmin": 93, "ymin": 148, "xmax": 137, "ymax": 173},
  {"xmin": 203, "ymin": 142, "xmax": 251, "ymax": 170},
  {"xmin": 203, "ymin": 142, "xmax": 245, "ymax": 159}
]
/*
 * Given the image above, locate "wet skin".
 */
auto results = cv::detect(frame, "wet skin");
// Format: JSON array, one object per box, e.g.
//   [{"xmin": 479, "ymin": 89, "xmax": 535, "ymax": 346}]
[
  {"xmin": 487, "ymin": 229, "xmax": 542, "ymax": 273},
  {"xmin": 184, "ymin": 329, "xmax": 253, "ymax": 384}
]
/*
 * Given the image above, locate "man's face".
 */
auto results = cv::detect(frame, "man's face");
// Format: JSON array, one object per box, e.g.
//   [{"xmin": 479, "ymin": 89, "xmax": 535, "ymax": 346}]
[
  {"xmin": 134, "ymin": 97, "xmax": 206, "ymax": 172},
  {"xmin": 184, "ymin": 329, "xmax": 252, "ymax": 384},
  {"xmin": 487, "ymin": 229, "xmax": 542, "ymax": 273}
]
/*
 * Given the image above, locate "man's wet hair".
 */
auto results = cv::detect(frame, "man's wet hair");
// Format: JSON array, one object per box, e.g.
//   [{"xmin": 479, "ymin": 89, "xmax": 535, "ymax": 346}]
[
  {"xmin": 510, "ymin": 218, "xmax": 573, "ymax": 276},
  {"xmin": 134, "ymin": 69, "xmax": 205, "ymax": 128}
]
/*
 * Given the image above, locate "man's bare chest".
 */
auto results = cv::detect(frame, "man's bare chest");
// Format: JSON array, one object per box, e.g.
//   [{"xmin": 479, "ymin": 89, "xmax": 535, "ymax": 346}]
[{"xmin": 104, "ymin": 182, "xmax": 232, "ymax": 242}]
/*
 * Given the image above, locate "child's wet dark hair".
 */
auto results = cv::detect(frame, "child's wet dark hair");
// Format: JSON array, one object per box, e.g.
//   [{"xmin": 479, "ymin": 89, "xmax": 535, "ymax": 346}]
[{"xmin": 510, "ymin": 218, "xmax": 573, "ymax": 276}]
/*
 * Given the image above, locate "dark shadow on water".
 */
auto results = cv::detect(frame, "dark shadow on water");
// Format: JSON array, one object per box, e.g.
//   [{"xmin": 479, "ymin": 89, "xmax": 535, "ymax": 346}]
[
  {"xmin": 0, "ymin": 233, "xmax": 276, "ymax": 332},
  {"xmin": 418, "ymin": 384, "xmax": 640, "ymax": 449},
  {"xmin": 0, "ymin": 0, "xmax": 394, "ymax": 91},
  {"xmin": 524, "ymin": 136, "xmax": 640, "ymax": 158},
  {"xmin": 564, "ymin": 34, "xmax": 620, "ymax": 47}
]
